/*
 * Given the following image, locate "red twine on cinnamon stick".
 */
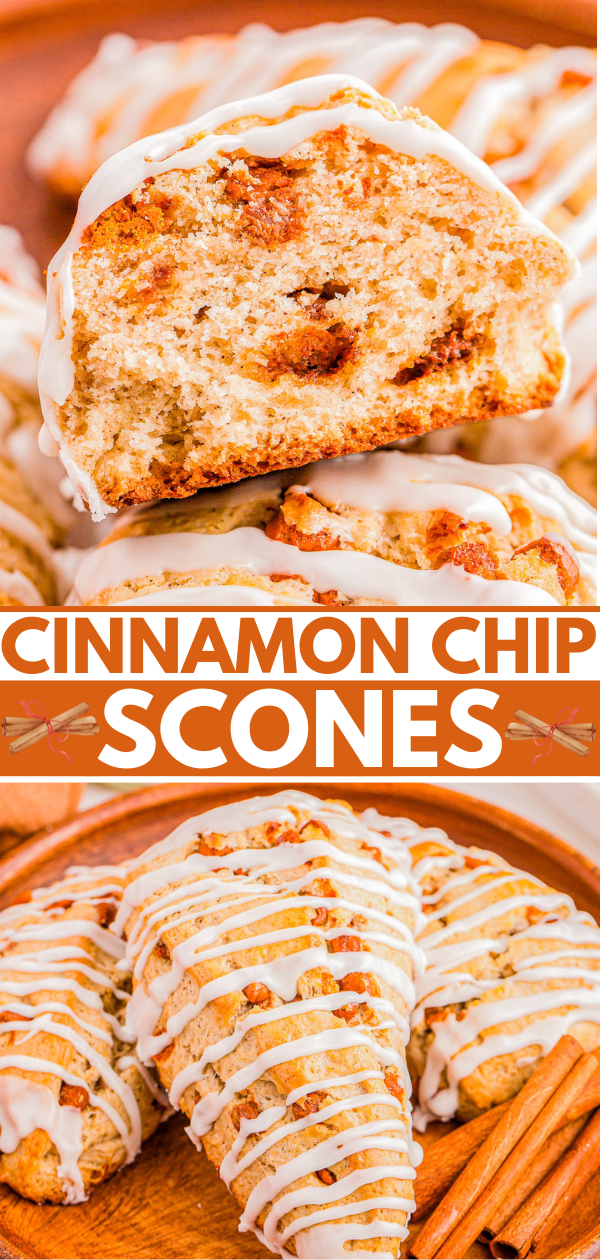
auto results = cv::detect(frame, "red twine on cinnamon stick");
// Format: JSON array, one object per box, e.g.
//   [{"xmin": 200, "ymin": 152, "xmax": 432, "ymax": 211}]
[
  {"xmin": 532, "ymin": 706, "xmax": 580, "ymax": 766},
  {"xmin": 17, "ymin": 700, "xmax": 71, "ymax": 764}
]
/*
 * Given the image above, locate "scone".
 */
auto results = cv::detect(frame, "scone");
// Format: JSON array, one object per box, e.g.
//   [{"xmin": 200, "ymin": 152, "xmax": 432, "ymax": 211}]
[
  {"xmin": 362, "ymin": 816, "xmax": 600, "ymax": 1127},
  {"xmin": 116, "ymin": 791, "xmax": 424, "ymax": 1258},
  {"xmin": 39, "ymin": 76, "xmax": 574, "ymax": 520},
  {"xmin": 0, "ymin": 452, "xmax": 64, "ymax": 605},
  {"xmin": 0, "ymin": 226, "xmax": 83, "ymax": 537},
  {"xmin": 0, "ymin": 864, "xmax": 166, "ymax": 1203},
  {"xmin": 68, "ymin": 450, "xmax": 596, "ymax": 607}
]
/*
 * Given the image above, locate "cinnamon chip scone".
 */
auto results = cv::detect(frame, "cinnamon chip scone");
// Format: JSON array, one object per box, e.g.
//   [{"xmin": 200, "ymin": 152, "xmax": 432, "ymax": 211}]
[
  {"xmin": 68, "ymin": 450, "xmax": 596, "ymax": 607},
  {"xmin": 0, "ymin": 865, "xmax": 166, "ymax": 1203},
  {"xmin": 30, "ymin": 21, "xmax": 597, "ymax": 492},
  {"xmin": 39, "ymin": 76, "xmax": 574, "ymax": 519},
  {"xmin": 360, "ymin": 812, "xmax": 600, "ymax": 1128},
  {"xmin": 116, "ymin": 791, "xmax": 424, "ymax": 1258},
  {"xmin": 0, "ymin": 452, "xmax": 64, "ymax": 605}
]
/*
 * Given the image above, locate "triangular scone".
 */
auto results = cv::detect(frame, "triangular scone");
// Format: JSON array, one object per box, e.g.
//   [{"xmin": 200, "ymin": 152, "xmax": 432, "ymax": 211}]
[
  {"xmin": 116, "ymin": 791, "xmax": 424, "ymax": 1258},
  {"xmin": 0, "ymin": 865, "xmax": 166, "ymax": 1203},
  {"xmin": 359, "ymin": 812, "xmax": 600, "ymax": 1127},
  {"xmin": 39, "ymin": 75, "xmax": 575, "ymax": 520}
]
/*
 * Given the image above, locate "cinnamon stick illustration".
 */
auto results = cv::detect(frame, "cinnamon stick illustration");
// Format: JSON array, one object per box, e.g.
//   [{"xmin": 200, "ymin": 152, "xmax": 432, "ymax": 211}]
[
  {"xmin": 3, "ymin": 717, "xmax": 97, "ymax": 736},
  {"xmin": 513, "ymin": 709, "xmax": 589, "ymax": 757},
  {"xmin": 505, "ymin": 722, "xmax": 594, "ymax": 742},
  {"xmin": 8, "ymin": 703, "xmax": 90, "ymax": 755}
]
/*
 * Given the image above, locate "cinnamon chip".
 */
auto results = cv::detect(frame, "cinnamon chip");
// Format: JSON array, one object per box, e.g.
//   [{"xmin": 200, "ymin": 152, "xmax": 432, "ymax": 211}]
[{"xmin": 59, "ymin": 1083, "xmax": 89, "ymax": 1110}]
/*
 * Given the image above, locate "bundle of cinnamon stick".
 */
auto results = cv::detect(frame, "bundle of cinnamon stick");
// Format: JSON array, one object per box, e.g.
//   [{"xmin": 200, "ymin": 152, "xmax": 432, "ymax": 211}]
[
  {"xmin": 504, "ymin": 710, "xmax": 591, "ymax": 757},
  {"xmin": 3, "ymin": 704, "xmax": 98, "ymax": 754},
  {"xmin": 409, "ymin": 1036, "xmax": 600, "ymax": 1260}
]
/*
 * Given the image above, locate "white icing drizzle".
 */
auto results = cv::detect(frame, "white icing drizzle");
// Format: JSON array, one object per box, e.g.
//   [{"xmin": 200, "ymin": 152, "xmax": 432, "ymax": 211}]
[
  {"xmin": 38, "ymin": 71, "xmax": 566, "ymax": 521},
  {"xmin": 0, "ymin": 865, "xmax": 153, "ymax": 1202},
  {"xmin": 114, "ymin": 585, "xmax": 289, "ymax": 607},
  {"xmin": 0, "ymin": 226, "xmax": 45, "ymax": 397},
  {"xmin": 299, "ymin": 451, "xmax": 596, "ymax": 549},
  {"xmin": 0, "ymin": 1075, "xmax": 84, "ymax": 1203},
  {"xmin": 121, "ymin": 791, "xmax": 422, "ymax": 1256},
  {"xmin": 71, "ymin": 449, "xmax": 595, "ymax": 607},
  {"xmin": 383, "ymin": 825, "xmax": 600, "ymax": 1128}
]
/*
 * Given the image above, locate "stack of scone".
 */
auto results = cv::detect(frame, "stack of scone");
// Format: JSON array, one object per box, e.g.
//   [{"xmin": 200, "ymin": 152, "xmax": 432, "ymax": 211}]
[
  {"xmin": 0, "ymin": 20, "xmax": 592, "ymax": 605},
  {"xmin": 1, "ymin": 790, "xmax": 598, "ymax": 1260}
]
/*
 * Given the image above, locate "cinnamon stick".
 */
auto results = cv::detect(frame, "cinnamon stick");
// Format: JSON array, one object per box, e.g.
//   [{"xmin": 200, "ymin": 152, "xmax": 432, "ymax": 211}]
[
  {"xmin": 513, "ymin": 709, "xmax": 588, "ymax": 757},
  {"xmin": 3, "ymin": 717, "xmax": 96, "ymax": 735},
  {"xmin": 490, "ymin": 1108, "xmax": 600, "ymax": 1259},
  {"xmin": 483, "ymin": 1114, "xmax": 588, "ymax": 1239},
  {"xmin": 506, "ymin": 730, "xmax": 594, "ymax": 735},
  {"xmin": 8, "ymin": 703, "xmax": 89, "ymax": 754},
  {"xmin": 435, "ymin": 1050, "xmax": 600, "ymax": 1259},
  {"xmin": 412, "ymin": 1058, "xmax": 600, "ymax": 1228},
  {"xmin": 412, "ymin": 1105, "xmax": 510, "ymax": 1221},
  {"xmin": 408, "ymin": 1035, "xmax": 584, "ymax": 1259}
]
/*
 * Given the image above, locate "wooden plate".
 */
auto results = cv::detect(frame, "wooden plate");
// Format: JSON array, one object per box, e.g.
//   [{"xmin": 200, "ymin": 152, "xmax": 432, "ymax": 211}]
[
  {"xmin": 0, "ymin": 0, "xmax": 595, "ymax": 272},
  {"xmin": 0, "ymin": 782, "xmax": 598, "ymax": 1260}
]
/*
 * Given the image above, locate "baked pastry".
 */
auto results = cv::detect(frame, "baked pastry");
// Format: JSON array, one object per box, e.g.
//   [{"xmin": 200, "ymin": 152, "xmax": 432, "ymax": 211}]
[
  {"xmin": 0, "ymin": 226, "xmax": 86, "ymax": 541},
  {"xmin": 116, "ymin": 790, "xmax": 423, "ymax": 1258},
  {"xmin": 0, "ymin": 451, "xmax": 65, "ymax": 605},
  {"xmin": 361, "ymin": 815, "xmax": 600, "ymax": 1127},
  {"xmin": 30, "ymin": 21, "xmax": 597, "ymax": 491},
  {"xmin": 67, "ymin": 450, "xmax": 596, "ymax": 607},
  {"xmin": 0, "ymin": 864, "xmax": 166, "ymax": 1203},
  {"xmin": 38, "ymin": 76, "xmax": 574, "ymax": 519}
]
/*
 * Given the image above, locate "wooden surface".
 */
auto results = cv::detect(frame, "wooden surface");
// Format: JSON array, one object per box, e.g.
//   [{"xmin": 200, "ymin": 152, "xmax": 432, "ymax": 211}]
[
  {"xmin": 0, "ymin": 0, "xmax": 595, "ymax": 271},
  {"xmin": 0, "ymin": 781, "xmax": 598, "ymax": 1259}
]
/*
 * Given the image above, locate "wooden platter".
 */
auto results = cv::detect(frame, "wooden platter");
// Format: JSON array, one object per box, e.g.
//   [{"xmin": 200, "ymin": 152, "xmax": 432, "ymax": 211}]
[
  {"xmin": 0, "ymin": 781, "xmax": 598, "ymax": 1260},
  {"xmin": 0, "ymin": 0, "xmax": 595, "ymax": 273}
]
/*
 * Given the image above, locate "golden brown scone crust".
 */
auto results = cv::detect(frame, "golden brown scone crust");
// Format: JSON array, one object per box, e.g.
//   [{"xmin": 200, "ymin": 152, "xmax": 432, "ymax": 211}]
[
  {"xmin": 406, "ymin": 839, "xmax": 600, "ymax": 1123},
  {"xmin": 0, "ymin": 867, "xmax": 165, "ymax": 1203},
  {"xmin": 121, "ymin": 796, "xmax": 421, "ymax": 1257}
]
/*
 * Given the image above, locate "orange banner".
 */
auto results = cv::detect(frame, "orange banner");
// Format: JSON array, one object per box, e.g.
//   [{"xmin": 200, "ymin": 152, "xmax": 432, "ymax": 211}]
[{"xmin": 0, "ymin": 679, "xmax": 598, "ymax": 777}]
